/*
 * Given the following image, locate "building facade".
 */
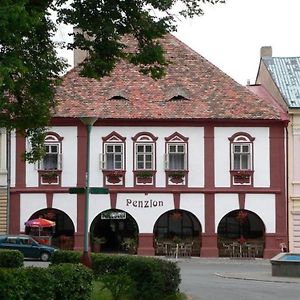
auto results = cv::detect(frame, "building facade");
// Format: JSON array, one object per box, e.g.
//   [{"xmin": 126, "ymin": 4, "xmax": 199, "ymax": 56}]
[
  {"xmin": 9, "ymin": 36, "xmax": 288, "ymax": 258},
  {"xmin": 256, "ymin": 48, "xmax": 300, "ymax": 252}
]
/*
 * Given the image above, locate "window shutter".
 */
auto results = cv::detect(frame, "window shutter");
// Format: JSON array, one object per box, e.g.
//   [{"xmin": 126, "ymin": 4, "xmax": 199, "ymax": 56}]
[
  {"xmin": 58, "ymin": 154, "xmax": 63, "ymax": 170},
  {"xmin": 99, "ymin": 153, "xmax": 105, "ymax": 169},
  {"xmin": 164, "ymin": 153, "xmax": 169, "ymax": 170}
]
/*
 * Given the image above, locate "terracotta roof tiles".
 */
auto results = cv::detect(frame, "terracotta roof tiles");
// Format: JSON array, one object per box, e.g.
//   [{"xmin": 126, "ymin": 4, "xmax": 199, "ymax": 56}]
[{"xmin": 55, "ymin": 34, "xmax": 282, "ymax": 121}]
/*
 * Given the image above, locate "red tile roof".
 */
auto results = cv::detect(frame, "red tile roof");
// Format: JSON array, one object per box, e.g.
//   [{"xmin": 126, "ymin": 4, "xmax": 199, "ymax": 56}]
[{"xmin": 55, "ymin": 34, "xmax": 283, "ymax": 120}]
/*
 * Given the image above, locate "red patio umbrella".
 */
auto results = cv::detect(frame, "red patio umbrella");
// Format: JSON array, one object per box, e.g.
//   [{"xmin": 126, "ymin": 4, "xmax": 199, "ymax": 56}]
[{"xmin": 25, "ymin": 218, "xmax": 55, "ymax": 228}]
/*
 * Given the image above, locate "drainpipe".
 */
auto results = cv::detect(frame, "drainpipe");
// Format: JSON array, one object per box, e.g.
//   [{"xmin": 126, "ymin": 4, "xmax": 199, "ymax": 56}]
[{"xmin": 285, "ymin": 125, "xmax": 289, "ymax": 251}]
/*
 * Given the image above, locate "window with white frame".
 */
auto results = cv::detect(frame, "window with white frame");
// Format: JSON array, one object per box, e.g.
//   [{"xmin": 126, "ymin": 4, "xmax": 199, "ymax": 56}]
[
  {"xmin": 165, "ymin": 132, "xmax": 188, "ymax": 171},
  {"xmin": 132, "ymin": 132, "xmax": 157, "ymax": 171},
  {"xmin": 230, "ymin": 134, "xmax": 254, "ymax": 171},
  {"xmin": 167, "ymin": 144, "xmax": 186, "ymax": 170},
  {"xmin": 104, "ymin": 143, "xmax": 123, "ymax": 170},
  {"xmin": 136, "ymin": 144, "xmax": 153, "ymax": 170},
  {"xmin": 39, "ymin": 133, "xmax": 63, "ymax": 170}
]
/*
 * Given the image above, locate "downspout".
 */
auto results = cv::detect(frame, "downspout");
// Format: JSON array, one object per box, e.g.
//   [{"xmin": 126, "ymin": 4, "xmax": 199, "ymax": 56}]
[
  {"xmin": 6, "ymin": 130, "xmax": 11, "ymax": 234},
  {"xmin": 285, "ymin": 124, "xmax": 289, "ymax": 251}
]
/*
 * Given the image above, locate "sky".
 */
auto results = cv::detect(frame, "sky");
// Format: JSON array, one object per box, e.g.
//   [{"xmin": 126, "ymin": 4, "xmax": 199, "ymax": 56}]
[{"xmin": 54, "ymin": 0, "xmax": 300, "ymax": 85}]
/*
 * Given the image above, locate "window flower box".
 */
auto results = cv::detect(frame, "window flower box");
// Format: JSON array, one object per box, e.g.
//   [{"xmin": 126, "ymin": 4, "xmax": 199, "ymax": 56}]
[
  {"xmin": 135, "ymin": 170, "xmax": 155, "ymax": 184},
  {"xmin": 103, "ymin": 170, "xmax": 125, "ymax": 184},
  {"xmin": 231, "ymin": 170, "xmax": 253, "ymax": 185},
  {"xmin": 39, "ymin": 170, "xmax": 61, "ymax": 185},
  {"xmin": 166, "ymin": 170, "xmax": 187, "ymax": 184}
]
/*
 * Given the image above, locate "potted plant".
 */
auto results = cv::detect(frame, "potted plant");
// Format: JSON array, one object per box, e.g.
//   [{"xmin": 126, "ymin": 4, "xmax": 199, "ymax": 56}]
[
  {"xmin": 122, "ymin": 238, "xmax": 137, "ymax": 254},
  {"xmin": 93, "ymin": 236, "xmax": 106, "ymax": 252}
]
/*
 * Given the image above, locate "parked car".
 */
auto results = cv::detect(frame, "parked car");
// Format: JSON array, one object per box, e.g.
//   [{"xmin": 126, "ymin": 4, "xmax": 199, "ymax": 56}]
[{"xmin": 0, "ymin": 234, "xmax": 57, "ymax": 261}]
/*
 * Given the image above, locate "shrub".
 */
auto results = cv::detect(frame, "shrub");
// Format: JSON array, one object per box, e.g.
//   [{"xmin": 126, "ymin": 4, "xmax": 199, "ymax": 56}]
[
  {"xmin": 0, "ymin": 249, "xmax": 24, "ymax": 268},
  {"xmin": 126, "ymin": 257, "xmax": 164, "ymax": 300},
  {"xmin": 49, "ymin": 263, "xmax": 93, "ymax": 300},
  {"xmin": 51, "ymin": 249, "xmax": 82, "ymax": 264},
  {"xmin": 100, "ymin": 273, "xmax": 136, "ymax": 300},
  {"xmin": 160, "ymin": 260, "xmax": 181, "ymax": 295},
  {"xmin": 0, "ymin": 268, "xmax": 28, "ymax": 300},
  {"xmin": 24, "ymin": 267, "xmax": 55, "ymax": 300}
]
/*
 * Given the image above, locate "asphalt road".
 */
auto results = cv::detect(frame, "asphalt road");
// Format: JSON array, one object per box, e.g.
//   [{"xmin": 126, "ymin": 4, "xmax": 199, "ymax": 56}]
[{"xmin": 176, "ymin": 258, "xmax": 300, "ymax": 300}]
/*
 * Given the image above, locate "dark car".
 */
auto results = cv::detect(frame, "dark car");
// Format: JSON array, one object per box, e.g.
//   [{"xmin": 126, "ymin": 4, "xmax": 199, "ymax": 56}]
[{"xmin": 0, "ymin": 234, "xmax": 57, "ymax": 261}]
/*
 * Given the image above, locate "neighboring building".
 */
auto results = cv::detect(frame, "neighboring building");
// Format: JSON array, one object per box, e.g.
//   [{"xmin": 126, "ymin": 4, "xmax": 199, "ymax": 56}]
[
  {"xmin": 9, "ymin": 35, "xmax": 288, "ymax": 258},
  {"xmin": 256, "ymin": 48, "xmax": 300, "ymax": 252},
  {"xmin": 0, "ymin": 129, "xmax": 8, "ymax": 234}
]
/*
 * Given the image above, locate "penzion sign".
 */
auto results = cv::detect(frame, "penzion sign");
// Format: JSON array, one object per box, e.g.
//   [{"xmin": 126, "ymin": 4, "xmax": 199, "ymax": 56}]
[{"xmin": 126, "ymin": 198, "xmax": 163, "ymax": 208}]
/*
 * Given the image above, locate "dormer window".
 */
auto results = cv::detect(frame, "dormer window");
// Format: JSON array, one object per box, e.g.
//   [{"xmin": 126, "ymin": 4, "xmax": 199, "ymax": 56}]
[
  {"xmin": 166, "ymin": 87, "xmax": 189, "ymax": 101},
  {"xmin": 169, "ymin": 95, "xmax": 188, "ymax": 101},
  {"xmin": 108, "ymin": 95, "xmax": 128, "ymax": 101}
]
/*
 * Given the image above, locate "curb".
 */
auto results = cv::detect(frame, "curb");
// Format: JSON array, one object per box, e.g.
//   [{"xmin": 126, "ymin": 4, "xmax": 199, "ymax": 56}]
[{"xmin": 215, "ymin": 272, "xmax": 300, "ymax": 284}]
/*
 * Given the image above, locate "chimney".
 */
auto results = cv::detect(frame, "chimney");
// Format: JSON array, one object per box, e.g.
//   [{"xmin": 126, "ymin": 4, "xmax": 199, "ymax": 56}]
[
  {"xmin": 260, "ymin": 46, "xmax": 272, "ymax": 58},
  {"xmin": 73, "ymin": 27, "xmax": 89, "ymax": 67}
]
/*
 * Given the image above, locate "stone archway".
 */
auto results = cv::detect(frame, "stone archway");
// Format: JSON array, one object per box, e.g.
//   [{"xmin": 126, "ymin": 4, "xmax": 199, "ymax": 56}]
[
  {"xmin": 90, "ymin": 209, "xmax": 139, "ymax": 254},
  {"xmin": 25, "ymin": 208, "xmax": 75, "ymax": 249},
  {"xmin": 217, "ymin": 209, "xmax": 265, "ymax": 257},
  {"xmin": 153, "ymin": 209, "xmax": 202, "ymax": 256}
]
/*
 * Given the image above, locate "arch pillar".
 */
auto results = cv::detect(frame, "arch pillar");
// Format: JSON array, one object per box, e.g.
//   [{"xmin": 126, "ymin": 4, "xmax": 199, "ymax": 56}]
[{"xmin": 138, "ymin": 233, "xmax": 155, "ymax": 256}]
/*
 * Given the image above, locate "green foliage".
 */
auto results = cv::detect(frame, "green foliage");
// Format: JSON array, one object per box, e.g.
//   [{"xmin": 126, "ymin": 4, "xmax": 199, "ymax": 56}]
[
  {"xmin": 50, "ymin": 249, "xmax": 82, "ymax": 264},
  {"xmin": 0, "ymin": 249, "xmax": 24, "ymax": 268},
  {"xmin": 0, "ymin": 265, "xmax": 92, "ymax": 300},
  {"xmin": 23, "ymin": 267, "xmax": 55, "ymax": 300},
  {"xmin": 0, "ymin": 268, "xmax": 28, "ymax": 300},
  {"xmin": 49, "ymin": 263, "xmax": 93, "ymax": 300},
  {"xmin": 100, "ymin": 274, "xmax": 136, "ymax": 300}
]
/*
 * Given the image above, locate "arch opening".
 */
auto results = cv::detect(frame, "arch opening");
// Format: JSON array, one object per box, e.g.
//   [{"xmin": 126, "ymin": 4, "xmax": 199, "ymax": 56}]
[
  {"xmin": 25, "ymin": 208, "xmax": 75, "ymax": 250},
  {"xmin": 217, "ymin": 209, "xmax": 265, "ymax": 258},
  {"xmin": 90, "ymin": 209, "xmax": 139, "ymax": 254},
  {"xmin": 153, "ymin": 209, "xmax": 202, "ymax": 256}
]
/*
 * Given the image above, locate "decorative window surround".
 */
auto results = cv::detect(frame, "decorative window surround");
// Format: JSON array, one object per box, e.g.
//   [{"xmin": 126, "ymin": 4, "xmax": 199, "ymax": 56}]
[
  {"xmin": 132, "ymin": 132, "xmax": 157, "ymax": 186},
  {"xmin": 165, "ymin": 132, "xmax": 188, "ymax": 186},
  {"xmin": 229, "ymin": 132, "xmax": 255, "ymax": 186},
  {"xmin": 38, "ymin": 132, "xmax": 63, "ymax": 186},
  {"xmin": 102, "ymin": 131, "xmax": 126, "ymax": 186}
]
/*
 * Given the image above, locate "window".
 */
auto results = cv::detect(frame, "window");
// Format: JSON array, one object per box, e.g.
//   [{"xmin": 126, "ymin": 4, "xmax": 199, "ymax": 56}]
[
  {"xmin": 136, "ymin": 144, "xmax": 153, "ymax": 170},
  {"xmin": 230, "ymin": 133, "xmax": 254, "ymax": 171},
  {"xmin": 165, "ymin": 132, "xmax": 188, "ymax": 171},
  {"xmin": 39, "ymin": 133, "xmax": 63, "ymax": 170},
  {"xmin": 132, "ymin": 132, "xmax": 157, "ymax": 171},
  {"xmin": 167, "ymin": 144, "xmax": 186, "ymax": 170},
  {"xmin": 229, "ymin": 132, "xmax": 255, "ymax": 186},
  {"xmin": 105, "ymin": 144, "xmax": 123, "ymax": 170},
  {"xmin": 101, "ymin": 131, "xmax": 126, "ymax": 170}
]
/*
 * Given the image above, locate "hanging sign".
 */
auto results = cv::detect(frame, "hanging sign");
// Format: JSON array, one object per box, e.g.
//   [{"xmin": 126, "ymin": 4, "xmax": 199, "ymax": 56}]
[{"xmin": 101, "ymin": 211, "xmax": 126, "ymax": 220}]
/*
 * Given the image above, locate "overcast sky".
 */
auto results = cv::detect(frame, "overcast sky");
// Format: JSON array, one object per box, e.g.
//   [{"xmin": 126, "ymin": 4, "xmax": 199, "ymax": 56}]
[{"xmin": 55, "ymin": 0, "xmax": 300, "ymax": 85}]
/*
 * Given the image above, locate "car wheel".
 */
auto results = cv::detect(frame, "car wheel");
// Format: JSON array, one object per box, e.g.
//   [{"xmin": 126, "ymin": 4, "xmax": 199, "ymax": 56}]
[{"xmin": 40, "ymin": 252, "xmax": 50, "ymax": 262}]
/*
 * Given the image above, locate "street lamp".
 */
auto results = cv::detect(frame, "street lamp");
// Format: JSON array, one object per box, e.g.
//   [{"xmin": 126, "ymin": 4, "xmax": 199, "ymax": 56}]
[{"xmin": 80, "ymin": 117, "xmax": 97, "ymax": 267}]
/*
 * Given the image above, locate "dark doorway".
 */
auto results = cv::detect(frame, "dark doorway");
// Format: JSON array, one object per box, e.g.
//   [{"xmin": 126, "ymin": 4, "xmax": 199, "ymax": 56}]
[{"xmin": 90, "ymin": 209, "xmax": 139, "ymax": 254}]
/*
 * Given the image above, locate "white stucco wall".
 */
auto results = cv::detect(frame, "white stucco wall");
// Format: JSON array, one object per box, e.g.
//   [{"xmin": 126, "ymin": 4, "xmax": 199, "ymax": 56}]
[
  {"xmin": 214, "ymin": 127, "xmax": 270, "ymax": 187},
  {"xmin": 52, "ymin": 193, "xmax": 78, "ymax": 231},
  {"xmin": 88, "ymin": 194, "xmax": 111, "ymax": 230},
  {"xmin": 89, "ymin": 126, "xmax": 204, "ymax": 188},
  {"xmin": 215, "ymin": 193, "xmax": 239, "ymax": 232},
  {"xmin": 25, "ymin": 127, "xmax": 78, "ymax": 187},
  {"xmin": 116, "ymin": 193, "xmax": 174, "ymax": 233},
  {"xmin": 245, "ymin": 193, "xmax": 275, "ymax": 233},
  {"xmin": 180, "ymin": 193, "xmax": 205, "ymax": 232},
  {"xmin": 10, "ymin": 131, "xmax": 16, "ymax": 187},
  {"xmin": 20, "ymin": 193, "xmax": 47, "ymax": 232}
]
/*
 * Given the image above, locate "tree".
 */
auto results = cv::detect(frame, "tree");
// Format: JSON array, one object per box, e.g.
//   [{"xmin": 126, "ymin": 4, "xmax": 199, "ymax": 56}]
[{"xmin": 0, "ymin": 0, "xmax": 224, "ymax": 161}]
